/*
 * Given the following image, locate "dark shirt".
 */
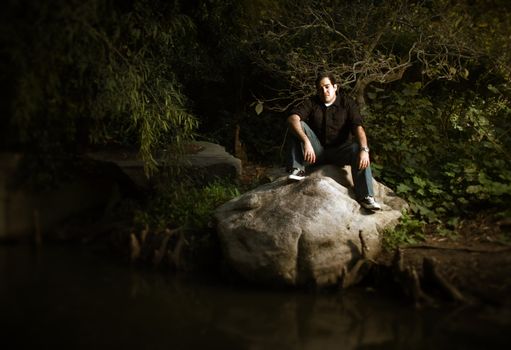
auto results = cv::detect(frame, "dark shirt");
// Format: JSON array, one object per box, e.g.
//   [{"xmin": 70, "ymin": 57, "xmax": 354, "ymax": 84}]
[{"xmin": 290, "ymin": 93, "xmax": 364, "ymax": 147}]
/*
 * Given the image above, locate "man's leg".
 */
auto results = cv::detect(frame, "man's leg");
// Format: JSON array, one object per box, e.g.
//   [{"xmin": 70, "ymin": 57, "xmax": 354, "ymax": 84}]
[
  {"xmin": 324, "ymin": 142, "xmax": 375, "ymax": 200},
  {"xmin": 285, "ymin": 121, "xmax": 324, "ymax": 171}
]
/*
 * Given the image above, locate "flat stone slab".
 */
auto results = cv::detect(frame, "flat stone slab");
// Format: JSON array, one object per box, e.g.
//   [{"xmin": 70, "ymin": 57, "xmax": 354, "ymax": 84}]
[{"xmin": 85, "ymin": 141, "xmax": 242, "ymax": 188}]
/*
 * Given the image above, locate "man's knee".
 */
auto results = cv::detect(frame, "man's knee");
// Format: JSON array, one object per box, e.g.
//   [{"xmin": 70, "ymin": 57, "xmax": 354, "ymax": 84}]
[{"xmin": 288, "ymin": 121, "xmax": 311, "ymax": 140}]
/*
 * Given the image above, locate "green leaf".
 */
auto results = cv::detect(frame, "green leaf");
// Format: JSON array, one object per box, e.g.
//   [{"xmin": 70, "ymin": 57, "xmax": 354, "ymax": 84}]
[
  {"xmin": 255, "ymin": 102, "xmax": 264, "ymax": 115},
  {"xmin": 412, "ymin": 176, "xmax": 427, "ymax": 188},
  {"xmin": 466, "ymin": 185, "xmax": 482, "ymax": 194},
  {"xmin": 397, "ymin": 183, "xmax": 412, "ymax": 193},
  {"xmin": 488, "ymin": 84, "xmax": 500, "ymax": 94}
]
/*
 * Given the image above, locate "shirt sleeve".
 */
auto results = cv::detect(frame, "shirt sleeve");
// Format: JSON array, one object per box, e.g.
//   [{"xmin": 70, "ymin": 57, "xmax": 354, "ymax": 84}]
[
  {"xmin": 347, "ymin": 97, "xmax": 364, "ymax": 127},
  {"xmin": 289, "ymin": 98, "xmax": 313, "ymax": 122}
]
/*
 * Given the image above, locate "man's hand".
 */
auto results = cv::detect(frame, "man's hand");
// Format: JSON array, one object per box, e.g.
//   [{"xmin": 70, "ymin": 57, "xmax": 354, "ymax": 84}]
[
  {"xmin": 288, "ymin": 114, "xmax": 316, "ymax": 164},
  {"xmin": 359, "ymin": 150, "xmax": 370, "ymax": 170},
  {"xmin": 304, "ymin": 140, "xmax": 316, "ymax": 164}
]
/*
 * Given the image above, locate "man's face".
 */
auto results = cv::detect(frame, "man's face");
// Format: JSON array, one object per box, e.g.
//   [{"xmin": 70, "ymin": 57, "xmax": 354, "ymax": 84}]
[{"xmin": 317, "ymin": 77, "xmax": 338, "ymax": 104}]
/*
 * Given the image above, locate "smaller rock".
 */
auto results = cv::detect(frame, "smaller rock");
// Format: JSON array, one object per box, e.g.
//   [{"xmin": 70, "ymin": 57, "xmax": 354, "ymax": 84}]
[
  {"xmin": 85, "ymin": 141, "xmax": 242, "ymax": 188},
  {"xmin": 179, "ymin": 141, "xmax": 242, "ymax": 183}
]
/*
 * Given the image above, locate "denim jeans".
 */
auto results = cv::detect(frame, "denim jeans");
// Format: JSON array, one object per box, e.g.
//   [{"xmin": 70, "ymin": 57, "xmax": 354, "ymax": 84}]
[{"xmin": 285, "ymin": 121, "xmax": 374, "ymax": 199}]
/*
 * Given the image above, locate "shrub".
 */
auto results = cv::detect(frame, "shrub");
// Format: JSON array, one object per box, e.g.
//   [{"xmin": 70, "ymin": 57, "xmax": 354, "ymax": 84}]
[
  {"xmin": 367, "ymin": 82, "xmax": 511, "ymax": 228},
  {"xmin": 133, "ymin": 179, "xmax": 240, "ymax": 233}
]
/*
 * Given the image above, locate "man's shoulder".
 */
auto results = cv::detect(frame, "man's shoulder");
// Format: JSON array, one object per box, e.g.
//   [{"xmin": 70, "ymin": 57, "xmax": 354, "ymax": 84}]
[
  {"xmin": 336, "ymin": 92, "xmax": 357, "ymax": 107},
  {"xmin": 291, "ymin": 96, "xmax": 317, "ymax": 112},
  {"xmin": 300, "ymin": 95, "xmax": 320, "ymax": 106}
]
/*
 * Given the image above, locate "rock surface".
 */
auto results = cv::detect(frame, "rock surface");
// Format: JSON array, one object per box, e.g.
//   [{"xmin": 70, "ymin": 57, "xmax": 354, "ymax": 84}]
[
  {"xmin": 86, "ymin": 141, "xmax": 242, "ymax": 188},
  {"xmin": 215, "ymin": 165, "xmax": 408, "ymax": 287},
  {"xmin": 180, "ymin": 141, "xmax": 242, "ymax": 183}
]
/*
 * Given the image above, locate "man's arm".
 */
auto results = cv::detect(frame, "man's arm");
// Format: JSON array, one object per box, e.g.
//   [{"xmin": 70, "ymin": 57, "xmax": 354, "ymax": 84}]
[
  {"xmin": 288, "ymin": 114, "xmax": 316, "ymax": 164},
  {"xmin": 354, "ymin": 125, "xmax": 370, "ymax": 170}
]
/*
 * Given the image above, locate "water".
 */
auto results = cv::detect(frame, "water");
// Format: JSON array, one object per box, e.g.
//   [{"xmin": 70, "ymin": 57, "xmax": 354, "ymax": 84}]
[{"xmin": 1, "ymin": 244, "xmax": 509, "ymax": 349}]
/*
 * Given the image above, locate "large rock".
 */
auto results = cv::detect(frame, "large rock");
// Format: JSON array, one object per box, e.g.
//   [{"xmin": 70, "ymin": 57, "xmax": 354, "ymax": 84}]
[{"xmin": 214, "ymin": 165, "xmax": 408, "ymax": 287}]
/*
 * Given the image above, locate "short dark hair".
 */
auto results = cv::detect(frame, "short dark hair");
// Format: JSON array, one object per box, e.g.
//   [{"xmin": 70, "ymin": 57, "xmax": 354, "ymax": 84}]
[{"xmin": 315, "ymin": 71, "xmax": 337, "ymax": 88}]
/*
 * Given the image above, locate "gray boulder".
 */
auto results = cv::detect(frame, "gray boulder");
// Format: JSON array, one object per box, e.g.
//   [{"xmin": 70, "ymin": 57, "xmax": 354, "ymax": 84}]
[{"xmin": 214, "ymin": 165, "xmax": 408, "ymax": 287}]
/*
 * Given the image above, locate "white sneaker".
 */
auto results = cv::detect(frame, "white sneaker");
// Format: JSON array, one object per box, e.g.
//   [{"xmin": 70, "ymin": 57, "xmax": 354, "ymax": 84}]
[
  {"xmin": 288, "ymin": 168, "xmax": 306, "ymax": 181},
  {"xmin": 360, "ymin": 196, "xmax": 381, "ymax": 210}
]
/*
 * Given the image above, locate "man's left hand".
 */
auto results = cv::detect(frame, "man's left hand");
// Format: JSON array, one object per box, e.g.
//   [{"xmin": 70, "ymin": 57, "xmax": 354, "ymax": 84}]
[{"xmin": 359, "ymin": 151, "xmax": 370, "ymax": 170}]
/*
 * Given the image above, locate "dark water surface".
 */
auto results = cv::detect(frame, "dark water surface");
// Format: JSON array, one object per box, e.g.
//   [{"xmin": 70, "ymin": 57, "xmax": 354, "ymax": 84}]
[{"xmin": 1, "ymin": 244, "xmax": 509, "ymax": 349}]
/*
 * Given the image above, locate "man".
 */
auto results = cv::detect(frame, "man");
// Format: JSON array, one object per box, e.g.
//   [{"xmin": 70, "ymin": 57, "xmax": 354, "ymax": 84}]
[{"xmin": 285, "ymin": 72, "xmax": 381, "ymax": 210}]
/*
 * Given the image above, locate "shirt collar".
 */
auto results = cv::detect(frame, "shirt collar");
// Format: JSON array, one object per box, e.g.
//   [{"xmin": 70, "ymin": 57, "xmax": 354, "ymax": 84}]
[{"xmin": 324, "ymin": 93, "xmax": 342, "ymax": 108}]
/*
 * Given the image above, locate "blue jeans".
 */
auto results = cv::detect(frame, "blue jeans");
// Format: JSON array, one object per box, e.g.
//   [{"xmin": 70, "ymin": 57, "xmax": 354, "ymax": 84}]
[{"xmin": 285, "ymin": 121, "xmax": 374, "ymax": 199}]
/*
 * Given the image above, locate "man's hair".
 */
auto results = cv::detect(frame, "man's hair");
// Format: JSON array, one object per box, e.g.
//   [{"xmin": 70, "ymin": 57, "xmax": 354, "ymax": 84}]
[{"xmin": 315, "ymin": 71, "xmax": 337, "ymax": 88}]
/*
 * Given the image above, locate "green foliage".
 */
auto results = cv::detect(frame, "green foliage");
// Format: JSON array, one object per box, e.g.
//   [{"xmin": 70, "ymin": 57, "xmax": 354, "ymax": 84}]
[
  {"xmin": 6, "ymin": 0, "xmax": 198, "ymax": 178},
  {"xmin": 383, "ymin": 213, "xmax": 426, "ymax": 250},
  {"xmin": 133, "ymin": 179, "xmax": 240, "ymax": 233},
  {"xmin": 367, "ymin": 82, "xmax": 511, "ymax": 227},
  {"xmin": 4, "ymin": 0, "xmax": 510, "ymax": 245}
]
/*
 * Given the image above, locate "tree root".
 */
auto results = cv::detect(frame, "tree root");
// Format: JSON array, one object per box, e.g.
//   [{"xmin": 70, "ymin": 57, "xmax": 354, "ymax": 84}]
[
  {"xmin": 153, "ymin": 227, "xmax": 184, "ymax": 268},
  {"xmin": 423, "ymin": 257, "xmax": 470, "ymax": 304},
  {"xmin": 392, "ymin": 249, "xmax": 435, "ymax": 307},
  {"xmin": 338, "ymin": 231, "xmax": 376, "ymax": 288},
  {"xmin": 340, "ymin": 259, "xmax": 372, "ymax": 288},
  {"xmin": 128, "ymin": 226, "xmax": 185, "ymax": 268},
  {"xmin": 390, "ymin": 247, "xmax": 474, "ymax": 306},
  {"xmin": 129, "ymin": 232, "xmax": 141, "ymax": 262}
]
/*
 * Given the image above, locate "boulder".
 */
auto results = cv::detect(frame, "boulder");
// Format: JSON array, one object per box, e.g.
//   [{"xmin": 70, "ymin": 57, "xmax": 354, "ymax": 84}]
[{"xmin": 214, "ymin": 165, "xmax": 408, "ymax": 287}]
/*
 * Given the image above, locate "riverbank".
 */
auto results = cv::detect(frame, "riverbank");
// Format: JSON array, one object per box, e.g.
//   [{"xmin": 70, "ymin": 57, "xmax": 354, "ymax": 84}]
[
  {"xmin": 373, "ymin": 228, "xmax": 511, "ymax": 308},
  {"xmin": 6, "ymin": 158, "xmax": 510, "ymax": 309}
]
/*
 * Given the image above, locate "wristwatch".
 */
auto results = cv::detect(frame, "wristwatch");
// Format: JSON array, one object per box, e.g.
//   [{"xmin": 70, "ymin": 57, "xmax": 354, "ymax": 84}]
[{"xmin": 361, "ymin": 146, "xmax": 370, "ymax": 153}]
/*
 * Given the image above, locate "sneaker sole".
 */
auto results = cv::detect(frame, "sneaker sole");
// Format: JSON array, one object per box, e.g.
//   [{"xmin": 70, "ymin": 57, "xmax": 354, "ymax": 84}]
[
  {"xmin": 288, "ymin": 175, "xmax": 306, "ymax": 181},
  {"xmin": 361, "ymin": 204, "xmax": 381, "ymax": 211}
]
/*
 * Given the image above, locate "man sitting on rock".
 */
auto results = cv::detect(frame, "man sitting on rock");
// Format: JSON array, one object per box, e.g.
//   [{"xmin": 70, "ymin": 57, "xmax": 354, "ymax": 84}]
[{"xmin": 285, "ymin": 71, "xmax": 381, "ymax": 210}]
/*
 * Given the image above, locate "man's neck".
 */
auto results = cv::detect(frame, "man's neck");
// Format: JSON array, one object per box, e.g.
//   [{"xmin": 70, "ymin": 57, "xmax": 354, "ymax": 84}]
[{"xmin": 324, "ymin": 95, "xmax": 336, "ymax": 107}]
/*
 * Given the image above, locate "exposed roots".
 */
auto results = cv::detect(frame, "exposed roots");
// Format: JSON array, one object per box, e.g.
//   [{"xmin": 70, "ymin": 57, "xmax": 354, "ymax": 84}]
[{"xmin": 128, "ymin": 226, "xmax": 186, "ymax": 269}]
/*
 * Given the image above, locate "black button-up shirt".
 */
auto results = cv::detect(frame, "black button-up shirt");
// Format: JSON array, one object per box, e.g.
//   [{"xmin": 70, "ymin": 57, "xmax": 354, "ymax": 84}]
[{"xmin": 290, "ymin": 93, "xmax": 364, "ymax": 147}]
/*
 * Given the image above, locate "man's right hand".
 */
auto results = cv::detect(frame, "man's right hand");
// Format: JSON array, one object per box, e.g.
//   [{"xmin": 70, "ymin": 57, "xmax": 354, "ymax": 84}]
[{"xmin": 303, "ymin": 140, "xmax": 316, "ymax": 164}]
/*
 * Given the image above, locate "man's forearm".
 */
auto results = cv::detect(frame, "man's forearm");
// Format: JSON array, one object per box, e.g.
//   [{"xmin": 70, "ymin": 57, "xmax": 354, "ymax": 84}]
[
  {"xmin": 355, "ymin": 126, "xmax": 368, "ymax": 148},
  {"xmin": 288, "ymin": 114, "xmax": 316, "ymax": 164},
  {"xmin": 288, "ymin": 114, "xmax": 309, "ymax": 143}
]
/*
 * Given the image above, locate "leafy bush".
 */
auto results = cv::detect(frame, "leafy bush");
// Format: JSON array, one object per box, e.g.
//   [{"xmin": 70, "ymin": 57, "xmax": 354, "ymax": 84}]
[
  {"xmin": 133, "ymin": 179, "xmax": 240, "ymax": 233},
  {"xmin": 367, "ymin": 82, "xmax": 511, "ymax": 227},
  {"xmin": 382, "ymin": 213, "xmax": 426, "ymax": 250},
  {"xmin": 6, "ymin": 0, "xmax": 198, "ymax": 179}
]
